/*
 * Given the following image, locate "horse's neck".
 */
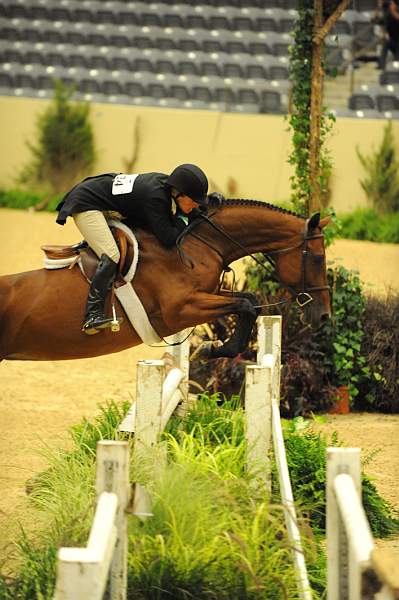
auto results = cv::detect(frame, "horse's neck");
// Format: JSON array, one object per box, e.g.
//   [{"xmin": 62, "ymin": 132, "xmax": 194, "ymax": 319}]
[{"xmin": 210, "ymin": 204, "xmax": 304, "ymax": 264}]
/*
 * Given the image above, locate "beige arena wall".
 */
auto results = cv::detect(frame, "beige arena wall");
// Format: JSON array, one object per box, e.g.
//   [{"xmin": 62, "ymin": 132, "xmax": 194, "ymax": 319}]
[{"xmin": 0, "ymin": 95, "xmax": 398, "ymax": 213}]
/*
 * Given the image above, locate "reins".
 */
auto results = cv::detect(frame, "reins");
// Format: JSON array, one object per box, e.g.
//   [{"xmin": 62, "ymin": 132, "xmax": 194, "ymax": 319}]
[{"xmin": 176, "ymin": 211, "xmax": 329, "ymax": 310}]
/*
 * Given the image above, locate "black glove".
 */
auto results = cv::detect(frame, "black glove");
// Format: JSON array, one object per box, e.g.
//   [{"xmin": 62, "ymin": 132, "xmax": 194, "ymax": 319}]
[
  {"xmin": 207, "ymin": 192, "xmax": 225, "ymax": 205},
  {"xmin": 188, "ymin": 207, "xmax": 206, "ymax": 221}
]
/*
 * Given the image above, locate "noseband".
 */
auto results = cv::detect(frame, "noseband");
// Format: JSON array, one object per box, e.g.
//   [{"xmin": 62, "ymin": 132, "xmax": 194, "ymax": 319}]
[{"xmin": 176, "ymin": 213, "xmax": 330, "ymax": 309}]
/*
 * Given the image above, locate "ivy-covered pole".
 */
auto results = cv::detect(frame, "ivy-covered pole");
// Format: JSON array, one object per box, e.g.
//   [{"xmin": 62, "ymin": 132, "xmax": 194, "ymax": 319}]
[
  {"xmin": 289, "ymin": 0, "xmax": 352, "ymax": 216},
  {"xmin": 308, "ymin": 0, "xmax": 324, "ymax": 214}
]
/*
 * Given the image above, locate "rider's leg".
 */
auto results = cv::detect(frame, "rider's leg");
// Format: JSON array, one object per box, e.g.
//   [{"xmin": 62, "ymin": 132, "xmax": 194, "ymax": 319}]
[{"xmin": 73, "ymin": 211, "xmax": 121, "ymax": 334}]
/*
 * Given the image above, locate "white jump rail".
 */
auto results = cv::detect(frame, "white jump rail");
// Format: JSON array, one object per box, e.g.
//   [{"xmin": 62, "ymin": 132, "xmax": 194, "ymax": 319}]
[
  {"xmin": 53, "ymin": 441, "xmax": 130, "ymax": 600},
  {"xmin": 119, "ymin": 334, "xmax": 190, "ymax": 436},
  {"xmin": 327, "ymin": 448, "xmax": 398, "ymax": 600},
  {"xmin": 245, "ymin": 315, "xmax": 313, "ymax": 600}
]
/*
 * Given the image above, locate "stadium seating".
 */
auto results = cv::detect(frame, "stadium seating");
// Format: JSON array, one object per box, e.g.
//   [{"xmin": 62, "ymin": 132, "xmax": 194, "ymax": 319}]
[{"xmin": 0, "ymin": 0, "xmax": 396, "ymax": 117}]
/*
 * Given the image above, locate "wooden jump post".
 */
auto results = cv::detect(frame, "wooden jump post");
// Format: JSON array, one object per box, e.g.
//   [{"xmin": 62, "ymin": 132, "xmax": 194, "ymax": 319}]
[
  {"xmin": 327, "ymin": 448, "xmax": 398, "ymax": 600},
  {"xmin": 245, "ymin": 315, "xmax": 313, "ymax": 600},
  {"xmin": 53, "ymin": 441, "xmax": 130, "ymax": 600}
]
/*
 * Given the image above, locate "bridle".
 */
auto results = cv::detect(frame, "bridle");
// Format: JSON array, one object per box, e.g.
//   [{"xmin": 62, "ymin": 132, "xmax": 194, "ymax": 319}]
[
  {"xmin": 262, "ymin": 222, "xmax": 330, "ymax": 308},
  {"xmin": 176, "ymin": 212, "xmax": 330, "ymax": 310}
]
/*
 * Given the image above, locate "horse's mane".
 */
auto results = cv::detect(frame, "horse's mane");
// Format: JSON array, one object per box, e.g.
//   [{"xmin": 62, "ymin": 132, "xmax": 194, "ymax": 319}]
[{"xmin": 218, "ymin": 198, "xmax": 306, "ymax": 219}]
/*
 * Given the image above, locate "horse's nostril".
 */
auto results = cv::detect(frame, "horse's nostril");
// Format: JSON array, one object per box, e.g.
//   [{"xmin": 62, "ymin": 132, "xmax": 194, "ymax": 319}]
[{"xmin": 320, "ymin": 312, "xmax": 330, "ymax": 324}]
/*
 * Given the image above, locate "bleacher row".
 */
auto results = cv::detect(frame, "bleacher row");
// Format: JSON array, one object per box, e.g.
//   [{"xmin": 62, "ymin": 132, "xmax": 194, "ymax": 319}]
[{"xmin": 0, "ymin": 0, "xmax": 398, "ymax": 118}]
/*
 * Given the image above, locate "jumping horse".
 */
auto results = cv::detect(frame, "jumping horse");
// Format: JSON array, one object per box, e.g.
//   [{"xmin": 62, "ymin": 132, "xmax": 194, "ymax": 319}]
[{"xmin": 0, "ymin": 199, "xmax": 331, "ymax": 362}]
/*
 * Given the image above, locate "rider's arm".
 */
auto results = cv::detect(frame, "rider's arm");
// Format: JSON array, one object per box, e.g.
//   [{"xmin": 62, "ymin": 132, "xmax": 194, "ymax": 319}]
[{"xmin": 144, "ymin": 199, "xmax": 186, "ymax": 248}]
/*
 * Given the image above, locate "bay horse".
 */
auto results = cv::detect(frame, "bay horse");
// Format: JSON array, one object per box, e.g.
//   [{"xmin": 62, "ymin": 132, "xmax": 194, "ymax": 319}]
[{"xmin": 0, "ymin": 200, "xmax": 330, "ymax": 362}]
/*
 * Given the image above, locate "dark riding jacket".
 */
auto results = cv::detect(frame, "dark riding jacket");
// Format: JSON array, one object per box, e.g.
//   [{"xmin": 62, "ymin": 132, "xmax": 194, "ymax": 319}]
[{"xmin": 56, "ymin": 172, "xmax": 191, "ymax": 248}]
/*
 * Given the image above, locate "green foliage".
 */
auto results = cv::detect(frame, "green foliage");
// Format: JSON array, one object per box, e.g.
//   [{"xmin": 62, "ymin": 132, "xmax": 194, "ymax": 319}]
[
  {"xmin": 321, "ymin": 264, "xmax": 369, "ymax": 398},
  {"xmin": 288, "ymin": 0, "xmax": 335, "ymax": 215},
  {"xmin": 357, "ymin": 120, "xmax": 399, "ymax": 214},
  {"xmin": 288, "ymin": 0, "xmax": 314, "ymax": 214},
  {"xmin": 280, "ymin": 418, "xmax": 399, "ymax": 537},
  {"xmin": 243, "ymin": 258, "xmax": 369, "ymax": 408},
  {"xmin": 0, "ymin": 188, "xmax": 61, "ymax": 212},
  {"xmin": 339, "ymin": 207, "xmax": 399, "ymax": 244},
  {"xmin": 322, "ymin": 206, "xmax": 342, "ymax": 247},
  {"xmin": 279, "ymin": 419, "xmax": 340, "ymax": 531},
  {"xmin": 18, "ymin": 80, "xmax": 96, "ymax": 197}
]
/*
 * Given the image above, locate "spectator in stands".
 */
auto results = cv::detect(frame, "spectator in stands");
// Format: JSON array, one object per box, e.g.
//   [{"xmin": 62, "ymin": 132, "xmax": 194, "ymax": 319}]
[
  {"xmin": 377, "ymin": 0, "xmax": 399, "ymax": 69},
  {"xmin": 56, "ymin": 164, "xmax": 213, "ymax": 334}
]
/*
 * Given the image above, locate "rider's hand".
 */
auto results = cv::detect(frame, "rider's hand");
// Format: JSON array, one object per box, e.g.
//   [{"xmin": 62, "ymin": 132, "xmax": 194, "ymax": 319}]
[{"xmin": 207, "ymin": 192, "xmax": 225, "ymax": 205}]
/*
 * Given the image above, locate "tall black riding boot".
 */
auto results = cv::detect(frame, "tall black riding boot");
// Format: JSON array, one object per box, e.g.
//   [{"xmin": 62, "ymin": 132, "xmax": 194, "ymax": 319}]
[{"xmin": 82, "ymin": 254, "xmax": 119, "ymax": 335}]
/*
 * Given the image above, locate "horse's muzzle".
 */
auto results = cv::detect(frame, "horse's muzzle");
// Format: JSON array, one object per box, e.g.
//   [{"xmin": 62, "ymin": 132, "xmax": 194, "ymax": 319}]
[{"xmin": 303, "ymin": 300, "xmax": 331, "ymax": 329}]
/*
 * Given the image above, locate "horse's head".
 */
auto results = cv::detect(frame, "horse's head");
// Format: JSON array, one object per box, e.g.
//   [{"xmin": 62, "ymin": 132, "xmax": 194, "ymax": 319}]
[{"xmin": 271, "ymin": 212, "xmax": 331, "ymax": 329}]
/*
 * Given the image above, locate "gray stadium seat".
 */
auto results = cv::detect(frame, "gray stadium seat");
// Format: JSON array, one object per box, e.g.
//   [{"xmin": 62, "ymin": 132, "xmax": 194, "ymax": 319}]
[
  {"xmin": 375, "ymin": 85, "xmax": 399, "ymax": 112},
  {"xmin": 109, "ymin": 56, "xmax": 131, "ymax": 71},
  {"xmin": 124, "ymin": 80, "xmax": 146, "ymax": 97},
  {"xmin": 348, "ymin": 85, "xmax": 376, "ymax": 110},
  {"xmin": 223, "ymin": 62, "xmax": 245, "ymax": 78},
  {"xmin": 200, "ymin": 60, "xmax": 222, "ymax": 77},
  {"xmin": 68, "ymin": 52, "xmax": 89, "ymax": 69},
  {"xmin": 170, "ymin": 84, "xmax": 191, "ymax": 101},
  {"xmin": 260, "ymin": 88, "xmax": 285, "ymax": 113},
  {"xmin": 101, "ymin": 79, "xmax": 125, "ymax": 96},
  {"xmin": 132, "ymin": 57, "xmax": 154, "ymax": 73},
  {"xmin": 380, "ymin": 62, "xmax": 399, "ymax": 85},
  {"xmin": 177, "ymin": 60, "xmax": 200, "ymax": 76}
]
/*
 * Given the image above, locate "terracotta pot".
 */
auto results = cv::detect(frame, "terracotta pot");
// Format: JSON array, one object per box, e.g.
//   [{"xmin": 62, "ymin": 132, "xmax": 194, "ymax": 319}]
[{"xmin": 329, "ymin": 385, "xmax": 350, "ymax": 414}]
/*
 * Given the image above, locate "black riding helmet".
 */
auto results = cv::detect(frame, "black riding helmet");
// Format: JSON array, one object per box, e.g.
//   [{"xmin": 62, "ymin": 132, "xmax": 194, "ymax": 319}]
[{"xmin": 167, "ymin": 163, "xmax": 208, "ymax": 205}]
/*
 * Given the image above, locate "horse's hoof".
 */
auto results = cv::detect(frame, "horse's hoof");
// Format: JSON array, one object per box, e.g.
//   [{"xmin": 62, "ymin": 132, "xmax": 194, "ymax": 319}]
[{"xmin": 190, "ymin": 340, "xmax": 223, "ymax": 361}]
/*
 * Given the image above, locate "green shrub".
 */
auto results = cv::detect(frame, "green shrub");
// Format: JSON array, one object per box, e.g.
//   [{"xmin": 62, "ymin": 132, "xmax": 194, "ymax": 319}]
[
  {"xmin": 339, "ymin": 208, "xmax": 399, "ymax": 244},
  {"xmin": 18, "ymin": 80, "xmax": 96, "ymax": 201},
  {"xmin": 355, "ymin": 294, "xmax": 399, "ymax": 413},
  {"xmin": 357, "ymin": 120, "xmax": 399, "ymax": 214},
  {"xmin": 281, "ymin": 418, "xmax": 399, "ymax": 538},
  {"xmin": 0, "ymin": 188, "xmax": 61, "ymax": 212},
  {"xmin": 320, "ymin": 264, "xmax": 369, "ymax": 399}
]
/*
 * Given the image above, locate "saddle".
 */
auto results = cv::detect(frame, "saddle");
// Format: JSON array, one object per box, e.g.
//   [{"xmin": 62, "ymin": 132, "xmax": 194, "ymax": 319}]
[{"xmin": 41, "ymin": 226, "xmax": 131, "ymax": 283}]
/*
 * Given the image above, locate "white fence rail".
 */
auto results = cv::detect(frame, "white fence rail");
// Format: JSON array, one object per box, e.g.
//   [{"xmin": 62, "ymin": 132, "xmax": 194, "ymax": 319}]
[
  {"xmin": 53, "ymin": 441, "xmax": 130, "ymax": 600},
  {"xmin": 327, "ymin": 448, "xmax": 398, "ymax": 600}
]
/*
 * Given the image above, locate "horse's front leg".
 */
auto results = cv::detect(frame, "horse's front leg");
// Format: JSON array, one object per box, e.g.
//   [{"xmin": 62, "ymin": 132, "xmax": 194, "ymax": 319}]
[
  {"xmin": 163, "ymin": 291, "xmax": 259, "ymax": 360},
  {"xmin": 209, "ymin": 291, "xmax": 259, "ymax": 359}
]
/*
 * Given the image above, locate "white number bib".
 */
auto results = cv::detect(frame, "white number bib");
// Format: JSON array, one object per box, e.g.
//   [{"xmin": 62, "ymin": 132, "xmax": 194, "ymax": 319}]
[{"xmin": 112, "ymin": 173, "xmax": 138, "ymax": 195}]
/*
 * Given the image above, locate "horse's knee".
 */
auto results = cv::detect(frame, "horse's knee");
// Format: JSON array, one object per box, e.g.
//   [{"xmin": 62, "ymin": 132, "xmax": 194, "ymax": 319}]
[{"xmin": 238, "ymin": 297, "xmax": 258, "ymax": 320}]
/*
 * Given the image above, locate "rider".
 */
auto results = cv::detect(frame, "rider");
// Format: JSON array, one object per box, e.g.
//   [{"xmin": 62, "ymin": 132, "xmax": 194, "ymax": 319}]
[{"xmin": 56, "ymin": 164, "xmax": 209, "ymax": 335}]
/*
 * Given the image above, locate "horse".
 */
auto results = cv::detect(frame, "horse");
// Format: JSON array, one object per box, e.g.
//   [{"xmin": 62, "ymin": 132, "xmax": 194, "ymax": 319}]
[{"xmin": 0, "ymin": 199, "xmax": 331, "ymax": 362}]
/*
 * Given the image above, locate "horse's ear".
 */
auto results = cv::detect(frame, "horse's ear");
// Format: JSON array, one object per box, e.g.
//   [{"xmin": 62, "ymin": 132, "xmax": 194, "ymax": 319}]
[
  {"xmin": 307, "ymin": 212, "xmax": 320, "ymax": 231},
  {"xmin": 319, "ymin": 216, "xmax": 331, "ymax": 229}
]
